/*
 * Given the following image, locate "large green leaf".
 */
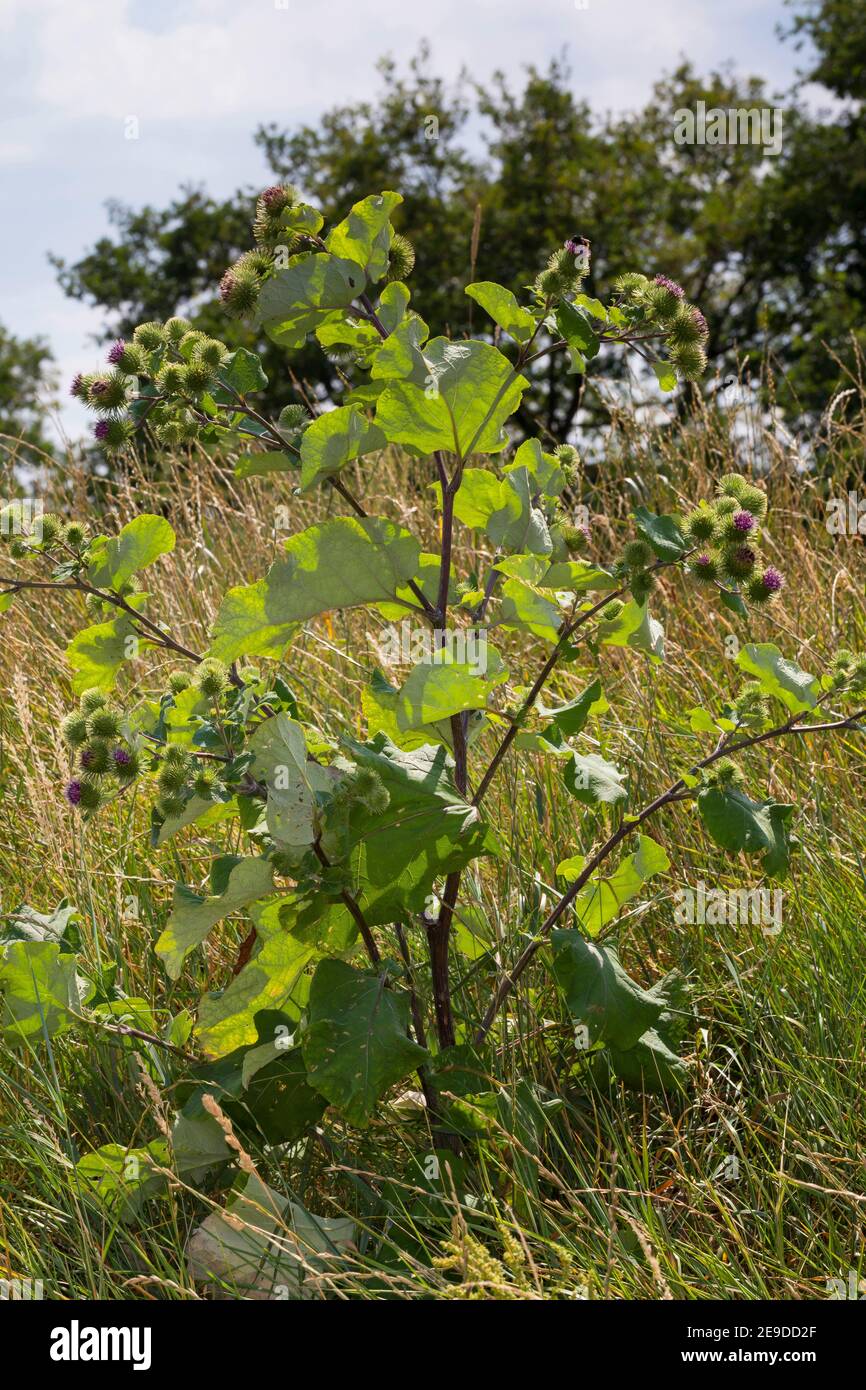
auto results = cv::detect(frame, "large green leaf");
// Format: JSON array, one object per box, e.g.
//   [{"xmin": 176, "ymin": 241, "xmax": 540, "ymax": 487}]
[
  {"xmin": 218, "ymin": 347, "xmax": 269, "ymax": 395},
  {"xmin": 598, "ymin": 598, "xmax": 665, "ymax": 661},
  {"xmin": 87, "ymin": 515, "xmax": 175, "ymax": 592},
  {"xmin": 735, "ymin": 643, "xmax": 819, "ymax": 712},
  {"xmin": 465, "ymin": 281, "xmax": 537, "ymax": 343},
  {"xmin": 651, "ymin": 361, "xmax": 678, "ymax": 393},
  {"xmin": 375, "ymin": 338, "xmax": 528, "ymax": 459},
  {"xmin": 66, "ymin": 613, "xmax": 144, "ymax": 694},
  {"xmin": 555, "ymin": 300, "xmax": 600, "ymax": 370},
  {"xmin": 209, "ymin": 517, "xmax": 421, "ymax": 662},
  {"xmin": 604, "ymin": 1027, "xmax": 689, "ymax": 1093},
  {"xmin": 575, "ymin": 835, "xmax": 670, "ymax": 936},
  {"xmin": 540, "ymin": 559, "xmax": 618, "ymax": 592},
  {"xmin": 360, "ymin": 668, "xmax": 458, "ymax": 751},
  {"xmin": 302, "ymin": 960, "xmax": 427, "ymax": 1127},
  {"xmin": 394, "ymin": 653, "xmax": 506, "ymax": 731},
  {"xmin": 497, "ymin": 576, "xmax": 562, "ymax": 642},
  {"xmin": 370, "ymin": 314, "xmax": 430, "ymax": 383},
  {"xmin": 697, "ymin": 787, "xmax": 795, "ymax": 879},
  {"xmin": 537, "ymin": 678, "xmax": 605, "ymax": 736},
  {"xmin": 248, "ymin": 714, "xmax": 333, "ymax": 851},
  {"xmin": 170, "ymin": 1111, "xmax": 232, "ymax": 1181},
  {"xmin": 0, "ymin": 901, "xmax": 81, "ymax": 951},
  {"xmin": 505, "ymin": 438, "xmax": 566, "ymax": 498},
  {"xmin": 196, "ymin": 932, "xmax": 313, "ymax": 1057},
  {"xmin": 363, "ymin": 670, "xmax": 424, "ymax": 744},
  {"xmin": 156, "ymin": 857, "xmax": 275, "ymax": 980},
  {"xmin": 232, "ymin": 1044, "xmax": 328, "ymax": 1146},
  {"xmin": 257, "ymin": 253, "xmax": 365, "ymax": 349},
  {"xmin": 550, "ymin": 932, "xmax": 662, "ymax": 1048},
  {"xmin": 329, "ymin": 735, "xmax": 497, "ymax": 922},
  {"xmin": 453, "ymin": 467, "xmax": 551, "ymax": 554},
  {"xmin": 194, "ymin": 896, "xmax": 340, "ymax": 1056},
  {"xmin": 632, "ymin": 506, "xmax": 687, "ymax": 562},
  {"xmin": 593, "ymin": 968, "xmax": 692, "ymax": 1094},
  {"xmin": 369, "ymin": 281, "xmax": 412, "ymax": 334},
  {"xmin": 277, "ymin": 202, "xmax": 324, "ymax": 240},
  {"xmin": 564, "ymin": 751, "xmax": 628, "ymax": 806},
  {"xmin": 319, "ymin": 280, "xmax": 410, "ymax": 359},
  {"xmin": 76, "ymin": 1141, "xmax": 169, "ymax": 1221},
  {"xmin": 299, "ymin": 405, "xmax": 386, "ymax": 492},
  {"xmin": 326, "ymin": 191, "xmax": 402, "ymax": 281},
  {"xmin": 492, "ymin": 553, "xmax": 546, "ymax": 583},
  {"xmin": 0, "ymin": 940, "xmax": 86, "ymax": 1045},
  {"xmin": 376, "ymin": 550, "xmax": 454, "ymax": 621},
  {"xmin": 179, "ymin": 1022, "xmax": 327, "ymax": 1147}
]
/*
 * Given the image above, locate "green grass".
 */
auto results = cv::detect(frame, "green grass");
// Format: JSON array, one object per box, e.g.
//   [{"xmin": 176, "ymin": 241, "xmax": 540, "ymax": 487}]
[{"xmin": 1, "ymin": 393, "xmax": 865, "ymax": 1300}]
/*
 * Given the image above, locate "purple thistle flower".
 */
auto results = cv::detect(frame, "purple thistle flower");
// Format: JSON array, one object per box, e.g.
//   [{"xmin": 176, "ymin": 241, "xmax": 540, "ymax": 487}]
[
  {"xmin": 107, "ymin": 339, "xmax": 126, "ymax": 365},
  {"xmin": 653, "ymin": 274, "xmax": 685, "ymax": 299},
  {"xmin": 733, "ymin": 510, "xmax": 755, "ymax": 533},
  {"xmin": 260, "ymin": 185, "xmax": 286, "ymax": 211},
  {"xmin": 70, "ymin": 372, "xmax": 85, "ymax": 398},
  {"xmin": 65, "ymin": 780, "xmax": 83, "ymax": 805},
  {"xmin": 80, "ymin": 748, "xmax": 96, "ymax": 768},
  {"xmin": 690, "ymin": 307, "xmax": 708, "ymax": 335},
  {"xmin": 112, "ymin": 746, "xmax": 131, "ymax": 765},
  {"xmin": 695, "ymin": 552, "xmax": 712, "ymax": 568},
  {"xmin": 94, "ymin": 420, "xmax": 110, "ymax": 440},
  {"xmin": 762, "ymin": 566, "xmax": 784, "ymax": 593}
]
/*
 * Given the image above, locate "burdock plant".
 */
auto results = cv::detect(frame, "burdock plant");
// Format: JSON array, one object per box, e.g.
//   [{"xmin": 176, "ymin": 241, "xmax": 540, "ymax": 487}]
[{"xmin": 0, "ymin": 184, "xmax": 863, "ymax": 1231}]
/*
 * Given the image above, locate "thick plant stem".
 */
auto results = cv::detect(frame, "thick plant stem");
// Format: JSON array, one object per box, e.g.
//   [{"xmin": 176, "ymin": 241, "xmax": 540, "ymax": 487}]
[
  {"xmin": 427, "ymin": 868, "xmax": 460, "ymax": 1051},
  {"xmin": 422, "ymin": 452, "xmax": 467, "ymax": 1056}
]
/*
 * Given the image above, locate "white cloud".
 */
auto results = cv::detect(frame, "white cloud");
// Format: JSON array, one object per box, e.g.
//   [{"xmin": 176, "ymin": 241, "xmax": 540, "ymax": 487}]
[
  {"xmin": 14, "ymin": 0, "xmax": 795, "ymax": 126},
  {"xmin": 0, "ymin": 140, "xmax": 35, "ymax": 166}
]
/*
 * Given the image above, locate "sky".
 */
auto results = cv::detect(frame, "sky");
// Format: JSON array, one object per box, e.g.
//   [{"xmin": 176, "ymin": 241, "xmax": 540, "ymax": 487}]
[{"xmin": 0, "ymin": 0, "xmax": 821, "ymax": 442}]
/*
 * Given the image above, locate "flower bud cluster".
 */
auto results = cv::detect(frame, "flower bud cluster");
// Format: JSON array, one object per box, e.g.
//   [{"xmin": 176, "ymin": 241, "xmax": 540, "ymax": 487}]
[
  {"xmin": 827, "ymin": 650, "xmax": 866, "ymax": 699},
  {"xmin": 72, "ymin": 317, "xmax": 233, "ymax": 453},
  {"xmin": 612, "ymin": 272, "xmax": 710, "ymax": 381},
  {"xmin": 683, "ymin": 474, "xmax": 783, "ymax": 606},
  {"xmin": 62, "ymin": 689, "xmax": 140, "ymax": 812}
]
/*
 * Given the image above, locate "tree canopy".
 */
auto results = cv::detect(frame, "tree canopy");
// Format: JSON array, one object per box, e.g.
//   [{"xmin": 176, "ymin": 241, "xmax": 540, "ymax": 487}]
[
  {"xmin": 0, "ymin": 322, "xmax": 57, "ymax": 461},
  {"xmin": 50, "ymin": 2, "xmax": 865, "ymax": 440}
]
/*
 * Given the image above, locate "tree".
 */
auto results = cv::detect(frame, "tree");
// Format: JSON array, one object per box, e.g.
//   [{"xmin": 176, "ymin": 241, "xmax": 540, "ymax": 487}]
[
  {"xmin": 773, "ymin": 0, "xmax": 866, "ymax": 416},
  {"xmin": 0, "ymin": 322, "xmax": 57, "ymax": 462},
  {"xmin": 50, "ymin": 25, "xmax": 865, "ymax": 438}
]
